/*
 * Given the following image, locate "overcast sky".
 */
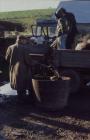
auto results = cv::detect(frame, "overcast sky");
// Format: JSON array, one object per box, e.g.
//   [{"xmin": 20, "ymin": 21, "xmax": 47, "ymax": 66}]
[{"xmin": 0, "ymin": 0, "xmax": 60, "ymax": 12}]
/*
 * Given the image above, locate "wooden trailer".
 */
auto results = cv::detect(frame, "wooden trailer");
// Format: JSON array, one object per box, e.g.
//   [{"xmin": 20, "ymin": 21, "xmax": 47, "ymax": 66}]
[
  {"xmin": 52, "ymin": 49, "xmax": 90, "ymax": 93},
  {"xmin": 29, "ymin": 48, "xmax": 90, "ymax": 94},
  {"xmin": 28, "ymin": 48, "xmax": 90, "ymax": 110}
]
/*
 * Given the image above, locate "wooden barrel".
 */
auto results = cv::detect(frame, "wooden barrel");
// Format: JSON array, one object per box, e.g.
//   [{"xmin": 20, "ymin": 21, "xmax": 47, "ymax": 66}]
[{"xmin": 32, "ymin": 76, "xmax": 71, "ymax": 111}]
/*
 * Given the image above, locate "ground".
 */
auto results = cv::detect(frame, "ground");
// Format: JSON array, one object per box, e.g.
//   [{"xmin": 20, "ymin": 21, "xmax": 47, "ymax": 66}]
[{"xmin": 0, "ymin": 84, "xmax": 90, "ymax": 140}]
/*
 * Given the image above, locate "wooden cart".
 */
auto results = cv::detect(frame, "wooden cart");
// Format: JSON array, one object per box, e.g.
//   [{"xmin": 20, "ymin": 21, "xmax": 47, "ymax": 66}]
[{"xmin": 54, "ymin": 49, "xmax": 90, "ymax": 93}]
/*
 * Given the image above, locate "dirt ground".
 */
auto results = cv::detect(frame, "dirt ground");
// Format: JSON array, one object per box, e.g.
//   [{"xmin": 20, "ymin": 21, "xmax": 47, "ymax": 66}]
[{"xmin": 0, "ymin": 84, "xmax": 90, "ymax": 140}]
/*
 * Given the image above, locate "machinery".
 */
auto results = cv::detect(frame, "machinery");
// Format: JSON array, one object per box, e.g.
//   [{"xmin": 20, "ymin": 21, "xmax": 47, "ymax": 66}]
[{"xmin": 30, "ymin": 19, "xmax": 57, "ymax": 45}]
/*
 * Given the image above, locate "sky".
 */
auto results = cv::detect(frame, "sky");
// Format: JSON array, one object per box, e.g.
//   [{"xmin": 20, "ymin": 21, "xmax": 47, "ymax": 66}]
[{"xmin": 0, "ymin": 0, "xmax": 60, "ymax": 12}]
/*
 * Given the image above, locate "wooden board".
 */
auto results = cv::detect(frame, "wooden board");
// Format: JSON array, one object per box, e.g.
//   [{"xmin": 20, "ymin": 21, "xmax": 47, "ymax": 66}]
[{"xmin": 55, "ymin": 50, "xmax": 90, "ymax": 68}]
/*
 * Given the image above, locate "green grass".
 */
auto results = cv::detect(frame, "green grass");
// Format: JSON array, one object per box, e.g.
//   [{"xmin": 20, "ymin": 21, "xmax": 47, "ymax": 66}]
[{"xmin": 0, "ymin": 9, "xmax": 55, "ymax": 31}]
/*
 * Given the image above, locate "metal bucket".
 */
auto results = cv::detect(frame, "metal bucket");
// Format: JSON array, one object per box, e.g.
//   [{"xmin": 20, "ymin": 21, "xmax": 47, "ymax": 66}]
[{"xmin": 32, "ymin": 76, "xmax": 71, "ymax": 110}]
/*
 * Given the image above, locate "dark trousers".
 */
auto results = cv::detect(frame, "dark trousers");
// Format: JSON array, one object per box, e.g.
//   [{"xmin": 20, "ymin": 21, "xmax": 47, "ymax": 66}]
[{"xmin": 66, "ymin": 33, "xmax": 76, "ymax": 49}]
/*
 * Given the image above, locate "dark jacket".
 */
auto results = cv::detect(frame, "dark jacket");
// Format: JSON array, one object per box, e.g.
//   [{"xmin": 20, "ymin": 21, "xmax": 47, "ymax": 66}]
[
  {"xmin": 56, "ymin": 12, "xmax": 78, "ymax": 49},
  {"xmin": 65, "ymin": 12, "xmax": 78, "ymax": 49}
]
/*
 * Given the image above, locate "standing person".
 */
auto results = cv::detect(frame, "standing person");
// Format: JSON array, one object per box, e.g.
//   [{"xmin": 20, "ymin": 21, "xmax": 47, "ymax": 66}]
[
  {"xmin": 55, "ymin": 8, "xmax": 78, "ymax": 49},
  {"xmin": 5, "ymin": 35, "xmax": 33, "ymax": 102}
]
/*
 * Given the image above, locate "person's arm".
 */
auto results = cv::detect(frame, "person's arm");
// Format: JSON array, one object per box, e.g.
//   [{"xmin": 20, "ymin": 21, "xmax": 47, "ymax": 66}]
[
  {"xmin": 5, "ymin": 46, "xmax": 12, "ymax": 63},
  {"xmin": 50, "ymin": 39, "xmax": 57, "ymax": 49}
]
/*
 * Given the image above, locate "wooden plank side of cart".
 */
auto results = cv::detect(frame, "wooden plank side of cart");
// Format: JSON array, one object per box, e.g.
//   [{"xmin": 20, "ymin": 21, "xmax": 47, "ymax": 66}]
[{"xmin": 55, "ymin": 50, "xmax": 90, "ymax": 69}]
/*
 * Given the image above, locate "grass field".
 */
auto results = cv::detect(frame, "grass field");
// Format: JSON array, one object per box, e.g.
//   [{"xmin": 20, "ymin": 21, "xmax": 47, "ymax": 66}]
[{"xmin": 0, "ymin": 9, "xmax": 55, "ymax": 33}]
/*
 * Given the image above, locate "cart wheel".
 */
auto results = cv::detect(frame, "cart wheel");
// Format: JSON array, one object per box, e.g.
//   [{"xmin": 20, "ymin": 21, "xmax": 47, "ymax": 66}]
[{"xmin": 61, "ymin": 69, "xmax": 80, "ymax": 93}]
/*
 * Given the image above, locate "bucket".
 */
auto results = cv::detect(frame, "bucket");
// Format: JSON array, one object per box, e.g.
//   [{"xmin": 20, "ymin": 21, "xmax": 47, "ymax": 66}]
[{"xmin": 32, "ymin": 76, "xmax": 71, "ymax": 110}]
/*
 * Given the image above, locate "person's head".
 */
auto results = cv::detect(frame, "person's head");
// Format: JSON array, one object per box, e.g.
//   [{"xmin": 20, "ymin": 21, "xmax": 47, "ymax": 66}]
[
  {"xmin": 55, "ymin": 8, "xmax": 66, "ymax": 19},
  {"xmin": 16, "ymin": 35, "xmax": 27, "ymax": 45}
]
